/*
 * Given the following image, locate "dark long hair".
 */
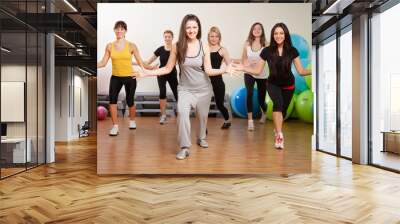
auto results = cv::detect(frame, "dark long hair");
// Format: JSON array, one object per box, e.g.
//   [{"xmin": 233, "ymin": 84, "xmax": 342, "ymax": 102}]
[
  {"xmin": 246, "ymin": 22, "xmax": 267, "ymax": 47},
  {"xmin": 177, "ymin": 14, "xmax": 202, "ymax": 64},
  {"xmin": 269, "ymin": 23, "xmax": 293, "ymax": 77}
]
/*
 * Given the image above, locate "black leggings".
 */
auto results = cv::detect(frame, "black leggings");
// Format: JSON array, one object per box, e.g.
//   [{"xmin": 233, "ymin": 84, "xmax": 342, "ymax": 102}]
[
  {"xmin": 157, "ymin": 71, "xmax": 178, "ymax": 101},
  {"xmin": 244, "ymin": 74, "xmax": 267, "ymax": 113},
  {"xmin": 109, "ymin": 75, "xmax": 137, "ymax": 107},
  {"xmin": 266, "ymin": 82, "xmax": 294, "ymax": 118},
  {"xmin": 210, "ymin": 75, "xmax": 230, "ymax": 121}
]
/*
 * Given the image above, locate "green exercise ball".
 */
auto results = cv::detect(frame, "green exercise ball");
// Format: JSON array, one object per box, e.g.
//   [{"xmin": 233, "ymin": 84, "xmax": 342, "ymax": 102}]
[
  {"xmin": 305, "ymin": 77, "xmax": 312, "ymax": 90},
  {"xmin": 290, "ymin": 94, "xmax": 299, "ymax": 119},
  {"xmin": 295, "ymin": 90, "xmax": 314, "ymax": 123},
  {"xmin": 304, "ymin": 64, "xmax": 312, "ymax": 89}
]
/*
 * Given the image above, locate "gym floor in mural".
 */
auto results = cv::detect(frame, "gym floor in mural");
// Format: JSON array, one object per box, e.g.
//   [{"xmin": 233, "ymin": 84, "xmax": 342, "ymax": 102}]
[{"xmin": 97, "ymin": 117, "xmax": 312, "ymax": 174}]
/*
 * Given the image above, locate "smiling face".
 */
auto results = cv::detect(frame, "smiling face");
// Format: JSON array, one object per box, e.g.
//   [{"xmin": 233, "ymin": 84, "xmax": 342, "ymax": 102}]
[
  {"xmin": 164, "ymin": 32, "xmax": 173, "ymax": 45},
  {"xmin": 252, "ymin": 24, "xmax": 263, "ymax": 38},
  {"xmin": 185, "ymin": 20, "xmax": 199, "ymax": 40},
  {"xmin": 114, "ymin": 26, "xmax": 126, "ymax": 39},
  {"xmin": 273, "ymin": 26, "xmax": 285, "ymax": 46},
  {"xmin": 208, "ymin": 31, "xmax": 220, "ymax": 45}
]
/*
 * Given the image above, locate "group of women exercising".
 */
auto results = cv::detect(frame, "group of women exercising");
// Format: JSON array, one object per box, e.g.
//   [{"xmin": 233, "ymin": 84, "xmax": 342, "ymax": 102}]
[{"xmin": 97, "ymin": 14, "xmax": 311, "ymax": 160}]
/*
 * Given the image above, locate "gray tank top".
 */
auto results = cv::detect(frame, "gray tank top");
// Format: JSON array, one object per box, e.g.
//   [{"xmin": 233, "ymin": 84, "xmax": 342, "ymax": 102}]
[{"xmin": 178, "ymin": 40, "xmax": 212, "ymax": 92}]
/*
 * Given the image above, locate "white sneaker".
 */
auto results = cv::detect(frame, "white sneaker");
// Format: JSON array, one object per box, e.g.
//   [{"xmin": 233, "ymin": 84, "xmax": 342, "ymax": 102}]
[
  {"xmin": 176, "ymin": 148, "xmax": 190, "ymax": 160},
  {"xmin": 159, "ymin": 114, "xmax": 167, "ymax": 124},
  {"xmin": 248, "ymin": 120, "xmax": 254, "ymax": 131},
  {"xmin": 259, "ymin": 111, "xmax": 267, "ymax": 124},
  {"xmin": 197, "ymin": 139, "xmax": 209, "ymax": 148},
  {"xmin": 129, "ymin": 120, "xmax": 136, "ymax": 129},
  {"xmin": 275, "ymin": 132, "xmax": 284, "ymax": 149},
  {"xmin": 109, "ymin": 125, "xmax": 119, "ymax": 136}
]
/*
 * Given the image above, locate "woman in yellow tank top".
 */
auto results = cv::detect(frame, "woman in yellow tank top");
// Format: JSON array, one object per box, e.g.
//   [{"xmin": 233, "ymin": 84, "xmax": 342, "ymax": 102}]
[{"xmin": 97, "ymin": 20, "xmax": 151, "ymax": 136}]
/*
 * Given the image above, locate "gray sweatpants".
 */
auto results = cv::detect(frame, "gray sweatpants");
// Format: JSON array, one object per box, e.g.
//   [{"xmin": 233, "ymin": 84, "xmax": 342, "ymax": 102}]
[{"xmin": 177, "ymin": 89, "xmax": 212, "ymax": 148}]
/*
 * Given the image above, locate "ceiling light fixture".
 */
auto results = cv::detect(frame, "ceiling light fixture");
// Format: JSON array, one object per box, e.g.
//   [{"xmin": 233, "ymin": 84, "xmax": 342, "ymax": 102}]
[
  {"xmin": 63, "ymin": 0, "xmax": 78, "ymax": 12},
  {"xmin": 1, "ymin": 47, "xmax": 11, "ymax": 53},
  {"xmin": 322, "ymin": 0, "xmax": 354, "ymax": 15},
  {"xmin": 54, "ymin": 34, "xmax": 75, "ymax": 48},
  {"xmin": 78, "ymin": 67, "xmax": 93, "ymax": 76}
]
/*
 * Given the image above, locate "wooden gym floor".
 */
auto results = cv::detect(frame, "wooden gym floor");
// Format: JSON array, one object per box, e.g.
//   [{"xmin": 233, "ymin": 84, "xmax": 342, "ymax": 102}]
[
  {"xmin": 1, "ymin": 135, "xmax": 400, "ymax": 223},
  {"xmin": 97, "ymin": 117, "xmax": 312, "ymax": 174}
]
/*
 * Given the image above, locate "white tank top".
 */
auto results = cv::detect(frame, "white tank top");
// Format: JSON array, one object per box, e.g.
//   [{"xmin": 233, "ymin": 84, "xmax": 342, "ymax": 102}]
[{"xmin": 246, "ymin": 45, "xmax": 268, "ymax": 79}]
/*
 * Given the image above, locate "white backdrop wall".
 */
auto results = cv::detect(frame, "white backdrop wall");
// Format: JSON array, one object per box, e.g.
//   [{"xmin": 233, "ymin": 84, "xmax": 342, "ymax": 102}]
[{"xmin": 97, "ymin": 3, "xmax": 311, "ymax": 96}]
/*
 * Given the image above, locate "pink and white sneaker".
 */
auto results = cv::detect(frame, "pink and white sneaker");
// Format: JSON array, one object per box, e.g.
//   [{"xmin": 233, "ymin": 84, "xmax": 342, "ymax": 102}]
[{"xmin": 274, "ymin": 132, "xmax": 284, "ymax": 149}]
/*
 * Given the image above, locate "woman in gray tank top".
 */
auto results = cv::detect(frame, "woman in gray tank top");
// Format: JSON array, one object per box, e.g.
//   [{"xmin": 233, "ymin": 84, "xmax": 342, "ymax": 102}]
[{"xmin": 140, "ymin": 14, "xmax": 232, "ymax": 160}]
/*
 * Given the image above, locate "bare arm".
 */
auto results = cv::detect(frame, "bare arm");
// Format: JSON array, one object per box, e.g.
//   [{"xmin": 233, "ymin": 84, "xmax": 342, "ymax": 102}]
[
  {"xmin": 241, "ymin": 42, "xmax": 248, "ymax": 64},
  {"xmin": 242, "ymin": 60, "xmax": 265, "ymax": 75},
  {"xmin": 97, "ymin": 44, "xmax": 111, "ymax": 68},
  {"xmin": 203, "ymin": 44, "xmax": 228, "ymax": 76},
  {"xmin": 146, "ymin": 54, "xmax": 158, "ymax": 65},
  {"xmin": 130, "ymin": 43, "xmax": 153, "ymax": 70},
  {"xmin": 232, "ymin": 43, "xmax": 265, "ymax": 76},
  {"xmin": 293, "ymin": 57, "xmax": 311, "ymax": 76},
  {"xmin": 232, "ymin": 59, "xmax": 265, "ymax": 76},
  {"xmin": 132, "ymin": 54, "xmax": 157, "ymax": 66},
  {"xmin": 140, "ymin": 44, "xmax": 177, "ymax": 76}
]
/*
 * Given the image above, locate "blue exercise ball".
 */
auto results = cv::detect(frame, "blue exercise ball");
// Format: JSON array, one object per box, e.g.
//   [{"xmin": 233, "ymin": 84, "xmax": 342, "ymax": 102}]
[
  {"xmin": 230, "ymin": 87, "xmax": 261, "ymax": 118},
  {"xmin": 291, "ymin": 58, "xmax": 310, "ymax": 94},
  {"xmin": 290, "ymin": 34, "xmax": 310, "ymax": 59}
]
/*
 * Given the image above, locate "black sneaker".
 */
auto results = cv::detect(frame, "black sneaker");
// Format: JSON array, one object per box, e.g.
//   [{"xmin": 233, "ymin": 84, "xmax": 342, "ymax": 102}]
[{"xmin": 221, "ymin": 122, "xmax": 231, "ymax": 129}]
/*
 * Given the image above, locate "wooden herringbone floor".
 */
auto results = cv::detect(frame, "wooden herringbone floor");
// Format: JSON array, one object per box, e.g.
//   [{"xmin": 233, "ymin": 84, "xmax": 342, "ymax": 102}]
[{"xmin": 1, "ymin": 135, "xmax": 400, "ymax": 223}]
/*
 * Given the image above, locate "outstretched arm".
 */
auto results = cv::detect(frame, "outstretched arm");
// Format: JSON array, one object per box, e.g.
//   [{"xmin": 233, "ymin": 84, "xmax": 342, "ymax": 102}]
[
  {"xmin": 133, "ymin": 54, "xmax": 157, "ymax": 65},
  {"xmin": 232, "ymin": 59, "xmax": 265, "ymax": 76},
  {"xmin": 241, "ymin": 42, "xmax": 248, "ymax": 64},
  {"xmin": 97, "ymin": 44, "xmax": 111, "ymax": 68},
  {"xmin": 221, "ymin": 47, "xmax": 231, "ymax": 65},
  {"xmin": 146, "ymin": 54, "xmax": 158, "ymax": 65},
  {"xmin": 130, "ymin": 43, "xmax": 154, "ymax": 70},
  {"xmin": 203, "ymin": 44, "xmax": 229, "ymax": 76},
  {"xmin": 139, "ymin": 44, "xmax": 177, "ymax": 77},
  {"xmin": 293, "ymin": 57, "xmax": 311, "ymax": 76}
]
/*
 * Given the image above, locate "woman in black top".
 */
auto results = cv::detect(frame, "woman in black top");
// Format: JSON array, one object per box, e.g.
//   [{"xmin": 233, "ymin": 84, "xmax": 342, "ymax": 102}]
[
  {"xmin": 143, "ymin": 30, "xmax": 178, "ymax": 124},
  {"xmin": 233, "ymin": 23, "xmax": 311, "ymax": 149},
  {"xmin": 208, "ymin": 26, "xmax": 232, "ymax": 129}
]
